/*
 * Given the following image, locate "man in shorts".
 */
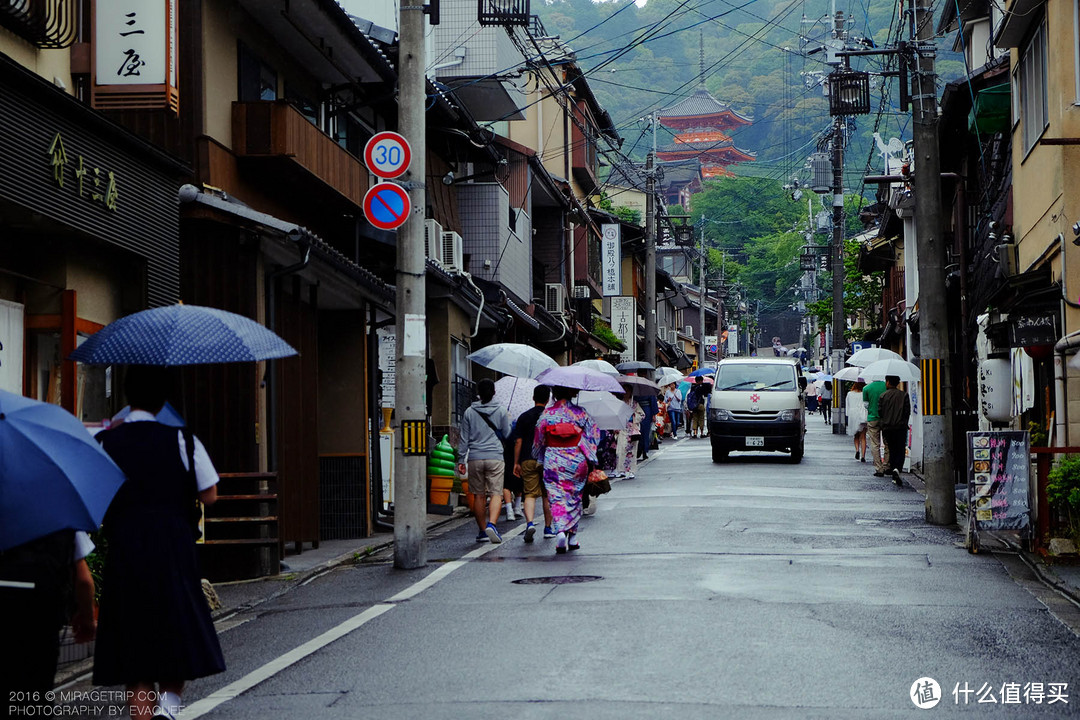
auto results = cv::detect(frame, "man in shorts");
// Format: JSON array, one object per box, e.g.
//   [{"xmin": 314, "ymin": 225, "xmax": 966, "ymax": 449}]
[
  {"xmin": 457, "ymin": 378, "xmax": 512, "ymax": 543},
  {"xmin": 511, "ymin": 385, "xmax": 555, "ymax": 542}
]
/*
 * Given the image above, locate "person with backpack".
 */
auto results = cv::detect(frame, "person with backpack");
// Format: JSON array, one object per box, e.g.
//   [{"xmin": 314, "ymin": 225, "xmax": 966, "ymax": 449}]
[
  {"xmin": 457, "ymin": 378, "xmax": 512, "ymax": 544},
  {"xmin": 687, "ymin": 376, "xmax": 708, "ymax": 438}
]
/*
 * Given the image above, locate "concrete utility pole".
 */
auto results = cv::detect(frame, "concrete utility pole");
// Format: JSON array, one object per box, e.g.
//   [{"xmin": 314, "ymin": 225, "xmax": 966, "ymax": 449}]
[
  {"xmin": 912, "ymin": 0, "xmax": 955, "ymax": 524},
  {"xmin": 393, "ymin": 2, "xmax": 428, "ymax": 569},
  {"xmin": 644, "ymin": 116, "xmax": 657, "ymax": 366},
  {"xmin": 830, "ymin": 113, "xmax": 845, "ymax": 435},
  {"xmin": 698, "ymin": 215, "xmax": 706, "ymax": 366}
]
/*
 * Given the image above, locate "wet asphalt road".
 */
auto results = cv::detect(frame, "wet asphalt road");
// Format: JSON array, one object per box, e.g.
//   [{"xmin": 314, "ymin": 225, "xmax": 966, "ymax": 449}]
[{"xmin": 81, "ymin": 419, "xmax": 1080, "ymax": 718}]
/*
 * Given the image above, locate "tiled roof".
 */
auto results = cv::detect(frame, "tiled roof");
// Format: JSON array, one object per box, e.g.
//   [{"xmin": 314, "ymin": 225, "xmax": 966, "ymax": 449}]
[{"xmin": 659, "ymin": 89, "xmax": 752, "ymax": 124}]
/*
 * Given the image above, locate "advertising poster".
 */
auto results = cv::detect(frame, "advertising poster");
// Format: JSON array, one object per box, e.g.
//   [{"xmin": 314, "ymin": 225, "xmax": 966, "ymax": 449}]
[{"xmin": 966, "ymin": 431, "xmax": 1030, "ymax": 531}]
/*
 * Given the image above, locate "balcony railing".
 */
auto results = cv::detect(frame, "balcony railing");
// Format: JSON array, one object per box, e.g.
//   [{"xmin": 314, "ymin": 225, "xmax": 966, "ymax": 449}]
[
  {"xmin": 232, "ymin": 101, "xmax": 369, "ymax": 207},
  {"xmin": 0, "ymin": 0, "xmax": 77, "ymax": 48},
  {"xmin": 478, "ymin": 0, "xmax": 531, "ymax": 26}
]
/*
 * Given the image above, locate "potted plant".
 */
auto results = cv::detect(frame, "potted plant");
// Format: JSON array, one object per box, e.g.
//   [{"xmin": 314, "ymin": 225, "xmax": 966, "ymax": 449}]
[{"xmin": 1046, "ymin": 455, "xmax": 1080, "ymax": 553}]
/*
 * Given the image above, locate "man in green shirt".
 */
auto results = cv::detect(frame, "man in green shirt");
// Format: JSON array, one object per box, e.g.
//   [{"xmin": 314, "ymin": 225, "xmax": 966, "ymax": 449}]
[{"xmin": 863, "ymin": 379, "xmax": 889, "ymax": 476}]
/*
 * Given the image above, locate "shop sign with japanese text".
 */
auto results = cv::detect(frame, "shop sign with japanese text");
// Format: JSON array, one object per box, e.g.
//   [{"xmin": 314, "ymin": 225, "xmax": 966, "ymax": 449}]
[
  {"xmin": 47, "ymin": 133, "xmax": 119, "ymax": 212},
  {"xmin": 966, "ymin": 431, "xmax": 1030, "ymax": 531},
  {"xmin": 610, "ymin": 296, "xmax": 636, "ymax": 363},
  {"xmin": 601, "ymin": 224, "xmax": 621, "ymax": 296}
]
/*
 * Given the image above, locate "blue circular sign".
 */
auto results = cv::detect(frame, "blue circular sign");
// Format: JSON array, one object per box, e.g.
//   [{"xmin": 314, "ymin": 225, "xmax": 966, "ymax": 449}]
[{"xmin": 363, "ymin": 183, "xmax": 411, "ymax": 230}]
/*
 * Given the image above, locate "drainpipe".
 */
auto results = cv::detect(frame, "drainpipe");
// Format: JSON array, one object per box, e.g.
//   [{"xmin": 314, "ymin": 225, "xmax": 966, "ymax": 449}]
[
  {"xmin": 463, "ymin": 272, "xmax": 485, "ymax": 338},
  {"xmin": 265, "ymin": 229, "xmax": 312, "ymax": 472},
  {"xmin": 1054, "ymin": 233, "xmax": 1080, "ymax": 447}
]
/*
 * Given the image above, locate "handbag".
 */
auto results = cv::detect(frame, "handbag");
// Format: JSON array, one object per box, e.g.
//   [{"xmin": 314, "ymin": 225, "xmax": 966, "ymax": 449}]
[{"xmin": 584, "ymin": 468, "xmax": 611, "ymax": 496}]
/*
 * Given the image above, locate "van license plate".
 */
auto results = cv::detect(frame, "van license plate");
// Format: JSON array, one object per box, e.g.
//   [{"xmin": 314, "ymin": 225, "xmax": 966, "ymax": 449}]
[{"xmin": 746, "ymin": 437, "xmax": 764, "ymax": 447}]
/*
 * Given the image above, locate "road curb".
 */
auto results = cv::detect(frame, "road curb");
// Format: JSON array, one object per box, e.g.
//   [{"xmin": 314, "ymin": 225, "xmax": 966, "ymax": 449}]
[{"xmin": 907, "ymin": 469, "xmax": 1080, "ymax": 610}]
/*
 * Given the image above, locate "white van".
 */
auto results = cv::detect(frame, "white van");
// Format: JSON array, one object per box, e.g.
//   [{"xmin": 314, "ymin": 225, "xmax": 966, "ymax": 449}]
[{"xmin": 707, "ymin": 357, "xmax": 806, "ymax": 463}]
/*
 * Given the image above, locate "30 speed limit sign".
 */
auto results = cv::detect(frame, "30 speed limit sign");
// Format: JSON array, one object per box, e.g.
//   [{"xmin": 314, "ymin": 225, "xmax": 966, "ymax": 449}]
[{"xmin": 364, "ymin": 132, "xmax": 411, "ymax": 179}]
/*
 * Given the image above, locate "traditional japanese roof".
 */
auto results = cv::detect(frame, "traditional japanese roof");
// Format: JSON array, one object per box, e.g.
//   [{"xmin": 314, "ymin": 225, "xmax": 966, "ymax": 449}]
[
  {"xmin": 658, "ymin": 89, "xmax": 753, "ymax": 130},
  {"xmin": 657, "ymin": 142, "xmax": 756, "ymax": 165}
]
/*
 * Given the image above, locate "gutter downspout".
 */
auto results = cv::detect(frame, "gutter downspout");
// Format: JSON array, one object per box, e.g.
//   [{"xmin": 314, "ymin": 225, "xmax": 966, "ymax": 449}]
[
  {"xmin": 1054, "ymin": 233, "xmax": 1080, "ymax": 447},
  {"xmin": 1053, "ymin": 329, "xmax": 1080, "ymax": 447},
  {"xmin": 266, "ymin": 230, "xmax": 312, "ymax": 472}
]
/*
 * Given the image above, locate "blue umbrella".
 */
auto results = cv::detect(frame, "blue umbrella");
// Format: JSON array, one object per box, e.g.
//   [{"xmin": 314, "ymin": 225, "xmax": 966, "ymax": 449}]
[
  {"xmin": 688, "ymin": 367, "xmax": 716, "ymax": 377},
  {"xmin": 0, "ymin": 390, "xmax": 127, "ymax": 551},
  {"xmin": 69, "ymin": 304, "xmax": 297, "ymax": 366}
]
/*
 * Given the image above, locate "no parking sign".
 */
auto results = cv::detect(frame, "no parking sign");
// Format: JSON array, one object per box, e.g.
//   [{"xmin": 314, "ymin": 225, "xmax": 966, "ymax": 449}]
[{"xmin": 363, "ymin": 183, "xmax": 411, "ymax": 230}]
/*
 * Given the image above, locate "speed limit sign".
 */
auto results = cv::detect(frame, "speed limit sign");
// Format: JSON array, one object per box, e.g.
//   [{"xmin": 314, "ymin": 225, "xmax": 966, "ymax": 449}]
[{"xmin": 364, "ymin": 132, "xmax": 411, "ymax": 179}]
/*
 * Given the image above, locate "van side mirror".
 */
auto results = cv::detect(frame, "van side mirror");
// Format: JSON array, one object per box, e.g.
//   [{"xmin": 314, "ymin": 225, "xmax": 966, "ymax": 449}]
[{"xmin": 798, "ymin": 376, "xmax": 808, "ymax": 391}]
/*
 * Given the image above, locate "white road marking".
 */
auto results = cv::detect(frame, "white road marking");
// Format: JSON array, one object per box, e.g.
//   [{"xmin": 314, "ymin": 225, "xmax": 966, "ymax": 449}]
[{"xmin": 180, "ymin": 524, "xmax": 523, "ymax": 719}]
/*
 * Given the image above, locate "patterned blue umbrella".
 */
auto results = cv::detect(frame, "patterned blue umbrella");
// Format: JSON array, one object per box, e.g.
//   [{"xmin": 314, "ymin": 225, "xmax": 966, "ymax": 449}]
[
  {"xmin": 0, "ymin": 390, "xmax": 126, "ymax": 551},
  {"xmin": 69, "ymin": 305, "xmax": 297, "ymax": 366}
]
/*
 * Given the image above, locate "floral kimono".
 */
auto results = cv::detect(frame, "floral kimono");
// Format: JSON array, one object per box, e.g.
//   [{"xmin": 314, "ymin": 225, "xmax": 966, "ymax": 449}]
[{"xmin": 533, "ymin": 399, "xmax": 600, "ymax": 534}]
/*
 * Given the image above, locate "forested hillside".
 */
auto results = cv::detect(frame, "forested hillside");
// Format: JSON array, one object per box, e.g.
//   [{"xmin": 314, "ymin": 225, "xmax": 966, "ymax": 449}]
[{"xmin": 535, "ymin": 0, "xmax": 963, "ymax": 190}]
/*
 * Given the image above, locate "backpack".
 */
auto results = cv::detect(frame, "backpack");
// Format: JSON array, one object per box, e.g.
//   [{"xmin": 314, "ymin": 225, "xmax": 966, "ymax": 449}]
[{"xmin": 686, "ymin": 388, "xmax": 700, "ymax": 411}]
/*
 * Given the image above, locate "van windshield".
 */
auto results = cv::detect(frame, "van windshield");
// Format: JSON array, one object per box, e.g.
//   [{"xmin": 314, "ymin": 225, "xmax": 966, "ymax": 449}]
[{"xmin": 715, "ymin": 364, "xmax": 797, "ymax": 392}]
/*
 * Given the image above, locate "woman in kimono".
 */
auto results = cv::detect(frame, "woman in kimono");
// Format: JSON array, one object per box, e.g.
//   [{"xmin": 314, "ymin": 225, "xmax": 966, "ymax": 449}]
[
  {"xmin": 533, "ymin": 385, "xmax": 600, "ymax": 553},
  {"xmin": 620, "ymin": 391, "xmax": 644, "ymax": 479}
]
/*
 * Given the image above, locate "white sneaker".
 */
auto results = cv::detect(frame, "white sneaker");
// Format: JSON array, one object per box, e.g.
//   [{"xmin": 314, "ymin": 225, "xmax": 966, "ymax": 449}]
[{"xmin": 505, "ymin": 503, "xmax": 516, "ymax": 521}]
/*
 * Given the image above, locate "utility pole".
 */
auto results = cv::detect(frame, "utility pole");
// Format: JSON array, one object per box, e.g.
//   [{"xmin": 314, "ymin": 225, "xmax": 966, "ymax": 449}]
[
  {"xmin": 644, "ymin": 114, "xmax": 657, "ymax": 366},
  {"xmin": 393, "ymin": 1, "xmax": 427, "ymax": 569},
  {"xmin": 830, "ymin": 111, "xmax": 845, "ymax": 435},
  {"xmin": 912, "ymin": 0, "xmax": 955, "ymax": 524},
  {"xmin": 698, "ymin": 215, "xmax": 706, "ymax": 367}
]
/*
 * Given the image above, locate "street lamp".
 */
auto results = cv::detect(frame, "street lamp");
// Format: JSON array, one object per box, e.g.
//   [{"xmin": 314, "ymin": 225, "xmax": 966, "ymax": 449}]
[{"xmin": 828, "ymin": 68, "xmax": 871, "ymax": 116}]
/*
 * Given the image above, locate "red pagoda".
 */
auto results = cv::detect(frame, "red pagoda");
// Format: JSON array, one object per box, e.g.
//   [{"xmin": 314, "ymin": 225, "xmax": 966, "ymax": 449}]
[{"xmin": 656, "ymin": 88, "xmax": 755, "ymax": 178}]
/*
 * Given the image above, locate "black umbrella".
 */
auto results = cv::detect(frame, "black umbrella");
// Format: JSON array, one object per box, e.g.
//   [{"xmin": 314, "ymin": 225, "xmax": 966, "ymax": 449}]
[{"xmin": 615, "ymin": 360, "xmax": 655, "ymax": 373}]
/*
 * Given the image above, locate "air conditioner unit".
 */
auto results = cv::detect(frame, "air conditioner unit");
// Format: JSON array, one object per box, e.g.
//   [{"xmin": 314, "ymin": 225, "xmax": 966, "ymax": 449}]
[
  {"xmin": 659, "ymin": 326, "xmax": 669, "ymax": 343},
  {"xmin": 440, "ymin": 231, "xmax": 463, "ymax": 272},
  {"xmin": 671, "ymin": 328, "xmax": 680, "ymax": 344},
  {"xmin": 545, "ymin": 283, "xmax": 565, "ymax": 313},
  {"xmin": 424, "ymin": 220, "xmax": 443, "ymax": 263},
  {"xmin": 685, "ymin": 325, "xmax": 694, "ymax": 337},
  {"xmin": 996, "ymin": 243, "xmax": 1018, "ymax": 278},
  {"xmin": 573, "ymin": 285, "xmax": 590, "ymax": 299}
]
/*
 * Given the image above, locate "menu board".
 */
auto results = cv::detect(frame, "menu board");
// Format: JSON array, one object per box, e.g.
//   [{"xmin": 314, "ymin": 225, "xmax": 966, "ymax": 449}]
[{"xmin": 966, "ymin": 431, "xmax": 1030, "ymax": 531}]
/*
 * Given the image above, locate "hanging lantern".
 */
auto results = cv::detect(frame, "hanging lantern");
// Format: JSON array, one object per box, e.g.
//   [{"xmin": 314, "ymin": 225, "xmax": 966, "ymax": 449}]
[{"xmin": 828, "ymin": 69, "xmax": 871, "ymax": 116}]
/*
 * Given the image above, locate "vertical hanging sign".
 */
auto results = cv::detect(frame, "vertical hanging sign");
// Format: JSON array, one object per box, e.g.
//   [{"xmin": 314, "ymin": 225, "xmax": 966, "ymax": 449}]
[
  {"xmin": 92, "ymin": 0, "xmax": 179, "ymax": 113},
  {"xmin": 610, "ymin": 296, "xmax": 636, "ymax": 363},
  {"xmin": 601, "ymin": 224, "xmax": 621, "ymax": 296}
]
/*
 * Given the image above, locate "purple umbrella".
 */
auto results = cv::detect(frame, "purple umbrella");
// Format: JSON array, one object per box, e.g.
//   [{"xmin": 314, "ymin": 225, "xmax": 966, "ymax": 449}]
[{"xmin": 535, "ymin": 366, "xmax": 625, "ymax": 393}]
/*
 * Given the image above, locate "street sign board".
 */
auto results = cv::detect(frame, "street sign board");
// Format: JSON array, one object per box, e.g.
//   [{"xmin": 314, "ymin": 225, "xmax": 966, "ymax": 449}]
[
  {"xmin": 364, "ymin": 131, "xmax": 411, "ymax": 179},
  {"xmin": 363, "ymin": 183, "xmax": 411, "ymax": 230}
]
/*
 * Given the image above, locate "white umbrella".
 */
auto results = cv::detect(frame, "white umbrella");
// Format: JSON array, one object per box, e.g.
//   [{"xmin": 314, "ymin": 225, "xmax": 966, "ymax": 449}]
[
  {"xmin": 656, "ymin": 366, "xmax": 681, "ymax": 377},
  {"xmin": 657, "ymin": 370, "xmax": 684, "ymax": 387},
  {"xmin": 834, "ymin": 366, "xmax": 863, "ymax": 382},
  {"xmin": 576, "ymin": 391, "xmax": 633, "ymax": 430},
  {"xmin": 861, "ymin": 358, "xmax": 921, "ymax": 382},
  {"xmin": 467, "ymin": 343, "xmax": 557, "ymax": 379},
  {"xmin": 572, "ymin": 358, "xmax": 621, "ymax": 377},
  {"xmin": 847, "ymin": 347, "xmax": 904, "ymax": 367},
  {"xmin": 493, "ymin": 376, "xmax": 540, "ymax": 421}
]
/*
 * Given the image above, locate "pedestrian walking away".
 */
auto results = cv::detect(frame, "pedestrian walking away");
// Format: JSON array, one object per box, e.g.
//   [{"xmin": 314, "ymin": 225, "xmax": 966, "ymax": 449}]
[
  {"xmin": 511, "ymin": 385, "xmax": 555, "ymax": 542},
  {"xmin": 664, "ymin": 383, "xmax": 683, "ymax": 439},
  {"xmin": 818, "ymin": 379, "xmax": 832, "ymax": 423},
  {"xmin": 636, "ymin": 389, "xmax": 658, "ymax": 460},
  {"xmin": 687, "ymin": 376, "xmax": 708, "ymax": 438},
  {"xmin": 533, "ymin": 385, "xmax": 600, "ymax": 554},
  {"xmin": 846, "ymin": 381, "xmax": 868, "ymax": 461},
  {"xmin": 457, "ymin": 378, "xmax": 512, "ymax": 544},
  {"xmin": 93, "ymin": 366, "xmax": 226, "ymax": 720},
  {"xmin": 877, "ymin": 375, "xmax": 911, "ymax": 486},
  {"xmin": 621, "ymin": 393, "xmax": 644, "ymax": 478},
  {"xmin": 863, "ymin": 377, "xmax": 889, "ymax": 476},
  {"xmin": 805, "ymin": 378, "xmax": 819, "ymax": 414}
]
